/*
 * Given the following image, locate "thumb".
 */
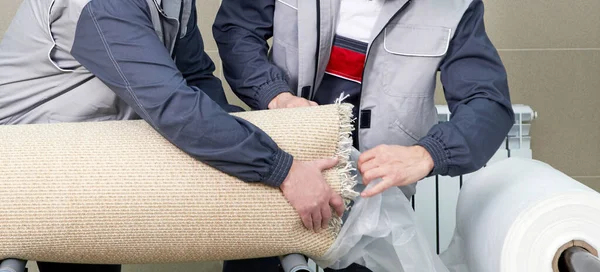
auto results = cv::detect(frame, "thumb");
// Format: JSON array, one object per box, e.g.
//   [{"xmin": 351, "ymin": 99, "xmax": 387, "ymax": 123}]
[
  {"xmin": 314, "ymin": 157, "xmax": 339, "ymax": 171},
  {"xmin": 330, "ymin": 191, "xmax": 345, "ymax": 217}
]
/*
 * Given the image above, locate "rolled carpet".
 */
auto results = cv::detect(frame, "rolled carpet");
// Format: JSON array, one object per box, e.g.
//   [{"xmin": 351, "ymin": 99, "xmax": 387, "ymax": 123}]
[{"xmin": 0, "ymin": 104, "xmax": 357, "ymax": 264}]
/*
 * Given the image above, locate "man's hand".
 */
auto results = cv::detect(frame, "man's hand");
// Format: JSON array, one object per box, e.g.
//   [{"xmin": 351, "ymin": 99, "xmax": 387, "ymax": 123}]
[
  {"xmin": 358, "ymin": 145, "xmax": 434, "ymax": 198},
  {"xmin": 268, "ymin": 92, "xmax": 318, "ymax": 109},
  {"xmin": 280, "ymin": 158, "xmax": 345, "ymax": 232}
]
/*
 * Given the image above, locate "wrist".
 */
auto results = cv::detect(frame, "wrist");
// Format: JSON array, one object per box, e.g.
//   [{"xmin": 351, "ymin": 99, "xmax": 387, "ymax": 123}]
[
  {"xmin": 414, "ymin": 145, "xmax": 434, "ymax": 172},
  {"xmin": 279, "ymin": 160, "xmax": 296, "ymax": 191},
  {"xmin": 262, "ymin": 149, "xmax": 294, "ymax": 187},
  {"xmin": 257, "ymin": 80, "xmax": 294, "ymax": 110},
  {"xmin": 416, "ymin": 135, "xmax": 449, "ymax": 176}
]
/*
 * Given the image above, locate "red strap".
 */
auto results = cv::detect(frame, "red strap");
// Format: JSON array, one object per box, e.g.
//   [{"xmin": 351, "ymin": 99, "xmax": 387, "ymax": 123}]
[{"xmin": 325, "ymin": 45, "xmax": 366, "ymax": 83}]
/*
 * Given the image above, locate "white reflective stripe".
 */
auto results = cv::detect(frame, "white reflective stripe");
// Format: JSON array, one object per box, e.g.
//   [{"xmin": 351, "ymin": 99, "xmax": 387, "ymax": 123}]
[
  {"xmin": 324, "ymin": 71, "xmax": 362, "ymax": 84},
  {"xmin": 276, "ymin": 0, "xmax": 298, "ymax": 10}
]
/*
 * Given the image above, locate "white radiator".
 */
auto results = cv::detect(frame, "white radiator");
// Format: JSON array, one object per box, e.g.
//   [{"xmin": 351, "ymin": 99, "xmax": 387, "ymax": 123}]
[{"xmin": 414, "ymin": 104, "xmax": 537, "ymax": 254}]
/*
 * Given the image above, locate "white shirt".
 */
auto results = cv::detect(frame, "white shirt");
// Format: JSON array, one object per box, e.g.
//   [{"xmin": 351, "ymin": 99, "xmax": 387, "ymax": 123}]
[{"xmin": 335, "ymin": 0, "xmax": 385, "ymax": 43}]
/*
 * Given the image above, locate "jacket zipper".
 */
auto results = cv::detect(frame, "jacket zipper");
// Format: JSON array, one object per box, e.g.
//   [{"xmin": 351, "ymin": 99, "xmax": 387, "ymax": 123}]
[
  {"xmin": 310, "ymin": 0, "xmax": 321, "ymax": 100},
  {"xmin": 171, "ymin": 0, "xmax": 184, "ymax": 60},
  {"xmin": 357, "ymin": 0, "xmax": 412, "ymax": 145}
]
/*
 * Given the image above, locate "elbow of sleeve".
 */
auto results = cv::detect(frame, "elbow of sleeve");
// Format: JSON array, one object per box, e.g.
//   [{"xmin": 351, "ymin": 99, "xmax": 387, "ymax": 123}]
[
  {"xmin": 465, "ymin": 154, "xmax": 486, "ymax": 174},
  {"xmin": 505, "ymin": 104, "xmax": 516, "ymax": 128},
  {"xmin": 261, "ymin": 148, "xmax": 294, "ymax": 187}
]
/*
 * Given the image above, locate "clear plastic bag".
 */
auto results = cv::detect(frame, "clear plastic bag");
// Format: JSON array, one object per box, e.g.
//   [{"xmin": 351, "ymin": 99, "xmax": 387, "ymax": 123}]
[{"xmin": 313, "ymin": 149, "xmax": 449, "ymax": 272}]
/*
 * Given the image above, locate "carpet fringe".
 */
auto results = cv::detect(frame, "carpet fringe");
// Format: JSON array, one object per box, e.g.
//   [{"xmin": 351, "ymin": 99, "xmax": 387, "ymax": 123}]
[{"xmin": 329, "ymin": 102, "xmax": 359, "ymax": 235}]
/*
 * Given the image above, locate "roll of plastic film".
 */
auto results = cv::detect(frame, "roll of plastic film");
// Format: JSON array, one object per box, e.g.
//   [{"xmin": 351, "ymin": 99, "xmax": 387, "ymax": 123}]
[{"xmin": 440, "ymin": 158, "xmax": 600, "ymax": 272}]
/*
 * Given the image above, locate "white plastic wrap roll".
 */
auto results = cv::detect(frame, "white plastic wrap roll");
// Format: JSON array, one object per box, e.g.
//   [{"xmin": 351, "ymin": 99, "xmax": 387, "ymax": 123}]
[{"xmin": 440, "ymin": 158, "xmax": 600, "ymax": 272}]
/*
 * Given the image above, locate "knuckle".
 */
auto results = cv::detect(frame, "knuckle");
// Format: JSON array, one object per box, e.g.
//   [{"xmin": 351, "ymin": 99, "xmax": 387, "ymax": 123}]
[
  {"xmin": 363, "ymin": 172, "xmax": 371, "ymax": 180},
  {"xmin": 396, "ymin": 171, "xmax": 405, "ymax": 180},
  {"xmin": 371, "ymin": 157, "xmax": 380, "ymax": 165},
  {"xmin": 300, "ymin": 206, "xmax": 310, "ymax": 214}
]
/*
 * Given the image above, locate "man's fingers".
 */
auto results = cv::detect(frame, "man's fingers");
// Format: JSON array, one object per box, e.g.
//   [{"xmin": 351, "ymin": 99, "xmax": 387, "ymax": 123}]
[
  {"xmin": 312, "ymin": 210, "xmax": 322, "ymax": 233},
  {"xmin": 330, "ymin": 192, "xmax": 345, "ymax": 217},
  {"xmin": 358, "ymin": 158, "xmax": 379, "ymax": 176},
  {"xmin": 301, "ymin": 213, "xmax": 313, "ymax": 231},
  {"xmin": 314, "ymin": 157, "xmax": 339, "ymax": 170},
  {"xmin": 309, "ymin": 101, "xmax": 318, "ymax": 106},
  {"xmin": 321, "ymin": 204, "xmax": 332, "ymax": 230},
  {"xmin": 358, "ymin": 149, "xmax": 377, "ymax": 166},
  {"xmin": 361, "ymin": 178, "xmax": 393, "ymax": 198},
  {"xmin": 285, "ymin": 98, "xmax": 312, "ymax": 108},
  {"xmin": 300, "ymin": 99, "xmax": 311, "ymax": 107},
  {"xmin": 362, "ymin": 166, "xmax": 387, "ymax": 186}
]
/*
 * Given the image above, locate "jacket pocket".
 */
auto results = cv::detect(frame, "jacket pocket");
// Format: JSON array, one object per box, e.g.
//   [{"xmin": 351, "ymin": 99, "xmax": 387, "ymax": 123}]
[
  {"xmin": 390, "ymin": 119, "xmax": 420, "ymax": 143},
  {"xmin": 381, "ymin": 96, "xmax": 438, "ymax": 147},
  {"xmin": 383, "ymin": 24, "xmax": 451, "ymax": 57},
  {"xmin": 378, "ymin": 24, "xmax": 451, "ymax": 98}
]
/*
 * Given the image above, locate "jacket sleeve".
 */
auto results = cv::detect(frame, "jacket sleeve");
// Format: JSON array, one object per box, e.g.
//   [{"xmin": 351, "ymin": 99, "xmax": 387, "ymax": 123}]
[
  {"xmin": 174, "ymin": 0, "xmax": 243, "ymax": 113},
  {"xmin": 416, "ymin": 0, "xmax": 515, "ymax": 177},
  {"xmin": 70, "ymin": 0, "xmax": 293, "ymax": 187},
  {"xmin": 213, "ymin": 0, "xmax": 293, "ymax": 110}
]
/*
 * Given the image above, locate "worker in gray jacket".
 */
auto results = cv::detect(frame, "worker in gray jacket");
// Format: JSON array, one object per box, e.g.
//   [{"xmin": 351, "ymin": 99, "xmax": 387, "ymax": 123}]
[
  {"xmin": 0, "ymin": 0, "xmax": 345, "ymax": 271},
  {"xmin": 213, "ymin": 0, "xmax": 515, "ymax": 271}
]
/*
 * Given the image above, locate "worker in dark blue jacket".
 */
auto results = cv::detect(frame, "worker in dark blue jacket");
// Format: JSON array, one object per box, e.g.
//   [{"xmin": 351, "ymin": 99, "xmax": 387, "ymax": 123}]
[{"xmin": 213, "ymin": 0, "xmax": 515, "ymax": 271}]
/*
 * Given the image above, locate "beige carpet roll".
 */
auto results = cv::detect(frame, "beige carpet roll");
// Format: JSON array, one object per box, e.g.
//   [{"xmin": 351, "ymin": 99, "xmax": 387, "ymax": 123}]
[{"xmin": 0, "ymin": 104, "xmax": 357, "ymax": 264}]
